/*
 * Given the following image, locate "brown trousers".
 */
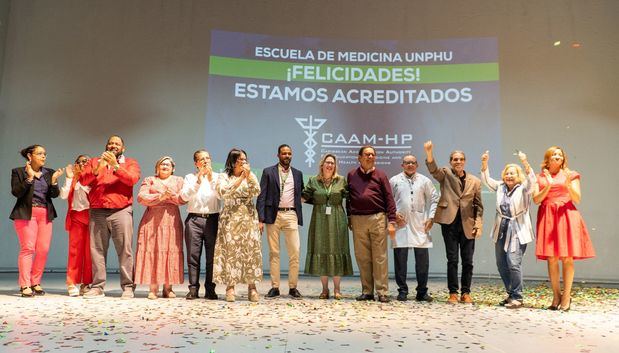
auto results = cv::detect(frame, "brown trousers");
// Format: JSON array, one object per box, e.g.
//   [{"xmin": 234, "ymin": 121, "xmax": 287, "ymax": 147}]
[{"xmin": 350, "ymin": 213, "xmax": 389, "ymax": 296}]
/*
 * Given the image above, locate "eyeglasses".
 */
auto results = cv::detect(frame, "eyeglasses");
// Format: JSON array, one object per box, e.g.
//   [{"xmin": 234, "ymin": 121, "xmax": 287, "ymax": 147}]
[{"xmin": 76, "ymin": 159, "xmax": 90, "ymax": 165}]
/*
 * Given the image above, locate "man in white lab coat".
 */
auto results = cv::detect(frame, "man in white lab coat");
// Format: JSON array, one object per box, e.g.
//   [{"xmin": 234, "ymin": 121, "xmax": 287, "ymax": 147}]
[{"xmin": 389, "ymin": 154, "xmax": 439, "ymax": 302}]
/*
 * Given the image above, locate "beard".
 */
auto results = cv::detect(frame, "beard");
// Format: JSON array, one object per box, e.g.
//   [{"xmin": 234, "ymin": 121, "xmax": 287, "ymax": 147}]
[
  {"xmin": 279, "ymin": 158, "xmax": 291, "ymax": 167},
  {"xmin": 107, "ymin": 147, "xmax": 123, "ymax": 157}
]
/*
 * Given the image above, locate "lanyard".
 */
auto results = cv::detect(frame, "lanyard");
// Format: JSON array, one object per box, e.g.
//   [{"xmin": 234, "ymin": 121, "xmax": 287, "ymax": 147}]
[
  {"xmin": 324, "ymin": 180, "xmax": 333, "ymax": 203},
  {"xmin": 279, "ymin": 167, "xmax": 290, "ymax": 194}
]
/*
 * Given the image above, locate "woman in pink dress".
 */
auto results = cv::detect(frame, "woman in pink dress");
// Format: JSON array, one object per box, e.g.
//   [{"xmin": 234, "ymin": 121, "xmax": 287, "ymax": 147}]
[
  {"xmin": 533, "ymin": 147, "xmax": 595, "ymax": 311},
  {"xmin": 135, "ymin": 156, "xmax": 185, "ymax": 299}
]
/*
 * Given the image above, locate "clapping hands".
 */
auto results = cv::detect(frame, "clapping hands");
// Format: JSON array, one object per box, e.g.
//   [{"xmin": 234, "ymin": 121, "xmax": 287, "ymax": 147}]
[{"xmin": 51, "ymin": 168, "xmax": 64, "ymax": 184}]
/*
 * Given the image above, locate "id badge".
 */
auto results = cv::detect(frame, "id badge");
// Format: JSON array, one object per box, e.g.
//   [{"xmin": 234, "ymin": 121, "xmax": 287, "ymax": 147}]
[{"xmin": 325, "ymin": 206, "xmax": 332, "ymax": 215}]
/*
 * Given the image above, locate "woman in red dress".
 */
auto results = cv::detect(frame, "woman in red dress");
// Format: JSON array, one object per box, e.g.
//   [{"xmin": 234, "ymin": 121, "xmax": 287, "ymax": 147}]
[{"xmin": 533, "ymin": 147, "xmax": 595, "ymax": 311}]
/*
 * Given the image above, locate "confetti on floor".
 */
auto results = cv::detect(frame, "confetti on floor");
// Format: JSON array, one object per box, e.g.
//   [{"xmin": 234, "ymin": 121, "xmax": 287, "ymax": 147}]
[{"xmin": 1, "ymin": 274, "xmax": 617, "ymax": 352}]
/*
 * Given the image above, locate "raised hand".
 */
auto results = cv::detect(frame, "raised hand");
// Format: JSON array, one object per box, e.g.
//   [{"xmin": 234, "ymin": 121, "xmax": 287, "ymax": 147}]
[
  {"xmin": 423, "ymin": 140, "xmax": 433, "ymax": 153},
  {"xmin": 563, "ymin": 168, "xmax": 572, "ymax": 187},
  {"xmin": 102, "ymin": 151, "xmax": 117, "ymax": 166},
  {"xmin": 65, "ymin": 164, "xmax": 74, "ymax": 179},
  {"xmin": 52, "ymin": 168, "xmax": 64, "ymax": 184},
  {"xmin": 542, "ymin": 168, "xmax": 553, "ymax": 183},
  {"xmin": 481, "ymin": 150, "xmax": 489, "ymax": 171},
  {"xmin": 25, "ymin": 161, "xmax": 36, "ymax": 179},
  {"xmin": 517, "ymin": 151, "xmax": 531, "ymax": 173},
  {"xmin": 242, "ymin": 163, "xmax": 251, "ymax": 178},
  {"xmin": 196, "ymin": 163, "xmax": 210, "ymax": 183},
  {"xmin": 97, "ymin": 153, "xmax": 109, "ymax": 168}
]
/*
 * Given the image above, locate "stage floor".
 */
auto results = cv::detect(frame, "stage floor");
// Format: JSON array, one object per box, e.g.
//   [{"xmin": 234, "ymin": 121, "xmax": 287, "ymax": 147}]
[{"xmin": 1, "ymin": 273, "xmax": 618, "ymax": 353}]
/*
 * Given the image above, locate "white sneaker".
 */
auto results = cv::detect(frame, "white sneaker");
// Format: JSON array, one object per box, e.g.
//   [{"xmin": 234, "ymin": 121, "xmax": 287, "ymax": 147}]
[
  {"xmin": 121, "ymin": 288, "xmax": 134, "ymax": 299},
  {"xmin": 83, "ymin": 287, "xmax": 105, "ymax": 299},
  {"xmin": 67, "ymin": 285, "xmax": 79, "ymax": 297}
]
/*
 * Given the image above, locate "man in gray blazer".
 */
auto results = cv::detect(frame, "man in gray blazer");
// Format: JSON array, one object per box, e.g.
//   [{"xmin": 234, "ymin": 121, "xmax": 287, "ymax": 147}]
[{"xmin": 424, "ymin": 140, "xmax": 483, "ymax": 304}]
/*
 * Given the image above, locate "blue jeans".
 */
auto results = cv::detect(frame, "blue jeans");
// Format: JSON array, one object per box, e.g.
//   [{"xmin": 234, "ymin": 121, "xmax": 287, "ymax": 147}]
[{"xmin": 495, "ymin": 235, "xmax": 527, "ymax": 300}]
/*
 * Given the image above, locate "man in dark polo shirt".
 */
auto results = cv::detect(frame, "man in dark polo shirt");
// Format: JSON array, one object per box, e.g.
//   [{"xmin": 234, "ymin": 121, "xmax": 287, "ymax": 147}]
[{"xmin": 346, "ymin": 145, "xmax": 397, "ymax": 303}]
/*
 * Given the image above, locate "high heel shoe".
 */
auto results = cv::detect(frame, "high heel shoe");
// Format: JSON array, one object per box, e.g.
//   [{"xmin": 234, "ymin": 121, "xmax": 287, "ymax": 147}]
[
  {"xmin": 547, "ymin": 297, "xmax": 561, "ymax": 310},
  {"xmin": 248, "ymin": 288, "xmax": 259, "ymax": 302},
  {"xmin": 162, "ymin": 287, "xmax": 176, "ymax": 298},
  {"xmin": 225, "ymin": 288, "xmax": 235, "ymax": 302},
  {"xmin": 560, "ymin": 298, "xmax": 572, "ymax": 312}
]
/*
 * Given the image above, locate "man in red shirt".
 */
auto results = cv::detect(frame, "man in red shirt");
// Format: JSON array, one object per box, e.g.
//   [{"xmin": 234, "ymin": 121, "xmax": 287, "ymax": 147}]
[{"xmin": 80, "ymin": 135, "xmax": 141, "ymax": 299}]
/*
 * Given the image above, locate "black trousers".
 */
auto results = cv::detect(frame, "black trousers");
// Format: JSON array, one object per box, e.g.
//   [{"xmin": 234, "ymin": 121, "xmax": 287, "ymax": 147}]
[
  {"xmin": 441, "ymin": 214, "xmax": 475, "ymax": 294},
  {"xmin": 185, "ymin": 213, "xmax": 219, "ymax": 291},
  {"xmin": 393, "ymin": 247, "xmax": 429, "ymax": 297}
]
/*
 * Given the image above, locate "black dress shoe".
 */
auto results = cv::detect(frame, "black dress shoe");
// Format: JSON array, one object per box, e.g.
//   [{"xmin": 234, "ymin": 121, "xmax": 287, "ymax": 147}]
[
  {"xmin": 266, "ymin": 287, "xmax": 280, "ymax": 298},
  {"xmin": 377, "ymin": 295, "xmax": 391, "ymax": 303},
  {"xmin": 396, "ymin": 293, "xmax": 408, "ymax": 301},
  {"xmin": 355, "ymin": 294, "xmax": 375, "ymax": 301},
  {"xmin": 185, "ymin": 289, "xmax": 199, "ymax": 300},
  {"xmin": 289, "ymin": 288, "xmax": 302, "ymax": 298},
  {"xmin": 204, "ymin": 289, "xmax": 218, "ymax": 300},
  {"xmin": 416, "ymin": 294, "xmax": 434, "ymax": 302}
]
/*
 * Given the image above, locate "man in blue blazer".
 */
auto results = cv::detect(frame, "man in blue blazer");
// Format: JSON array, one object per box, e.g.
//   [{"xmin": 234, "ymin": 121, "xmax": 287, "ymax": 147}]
[{"xmin": 257, "ymin": 144, "xmax": 304, "ymax": 298}]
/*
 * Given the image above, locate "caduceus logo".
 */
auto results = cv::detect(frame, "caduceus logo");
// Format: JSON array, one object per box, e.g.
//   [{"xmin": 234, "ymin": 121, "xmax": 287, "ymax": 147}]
[{"xmin": 295, "ymin": 115, "xmax": 327, "ymax": 168}]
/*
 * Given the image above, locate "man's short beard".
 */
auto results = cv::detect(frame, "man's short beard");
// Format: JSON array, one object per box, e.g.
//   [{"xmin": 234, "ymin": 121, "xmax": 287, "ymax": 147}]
[{"xmin": 107, "ymin": 148, "xmax": 123, "ymax": 157}]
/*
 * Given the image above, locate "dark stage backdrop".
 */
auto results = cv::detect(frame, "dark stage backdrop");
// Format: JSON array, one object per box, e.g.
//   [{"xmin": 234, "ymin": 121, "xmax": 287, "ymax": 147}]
[{"xmin": 1, "ymin": 0, "xmax": 617, "ymax": 282}]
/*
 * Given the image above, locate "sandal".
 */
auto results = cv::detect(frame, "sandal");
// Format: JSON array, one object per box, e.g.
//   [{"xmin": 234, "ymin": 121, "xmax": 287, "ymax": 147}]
[
  {"xmin": 147, "ymin": 292, "xmax": 158, "ymax": 300},
  {"xmin": 162, "ymin": 287, "xmax": 176, "ymax": 298},
  {"xmin": 225, "ymin": 287, "xmax": 235, "ymax": 302},
  {"xmin": 249, "ymin": 288, "xmax": 259, "ymax": 302},
  {"xmin": 334, "ymin": 292, "xmax": 343, "ymax": 300},
  {"xmin": 31, "ymin": 284, "xmax": 45, "ymax": 296},
  {"xmin": 67, "ymin": 284, "xmax": 79, "ymax": 297},
  {"xmin": 20, "ymin": 286, "xmax": 34, "ymax": 297},
  {"xmin": 319, "ymin": 290, "xmax": 330, "ymax": 299}
]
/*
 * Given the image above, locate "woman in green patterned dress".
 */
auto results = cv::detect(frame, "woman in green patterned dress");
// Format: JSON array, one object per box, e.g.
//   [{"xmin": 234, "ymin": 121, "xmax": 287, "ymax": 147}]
[
  {"xmin": 303, "ymin": 154, "xmax": 353, "ymax": 300},
  {"xmin": 213, "ymin": 148, "xmax": 262, "ymax": 302}
]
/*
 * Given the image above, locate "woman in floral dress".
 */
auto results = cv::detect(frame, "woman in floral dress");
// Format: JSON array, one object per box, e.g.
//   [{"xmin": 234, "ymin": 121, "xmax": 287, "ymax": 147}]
[{"xmin": 213, "ymin": 148, "xmax": 262, "ymax": 302}]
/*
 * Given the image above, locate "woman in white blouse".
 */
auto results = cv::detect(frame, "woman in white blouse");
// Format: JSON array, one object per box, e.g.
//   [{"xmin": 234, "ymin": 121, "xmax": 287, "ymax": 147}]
[
  {"xmin": 59, "ymin": 154, "xmax": 92, "ymax": 297},
  {"xmin": 480, "ymin": 151, "xmax": 535, "ymax": 309}
]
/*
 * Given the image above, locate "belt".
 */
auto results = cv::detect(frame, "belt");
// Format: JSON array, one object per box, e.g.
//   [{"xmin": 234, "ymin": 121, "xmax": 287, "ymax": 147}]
[
  {"xmin": 278, "ymin": 207, "xmax": 295, "ymax": 212},
  {"xmin": 188, "ymin": 212, "xmax": 218, "ymax": 218},
  {"xmin": 32, "ymin": 202, "xmax": 46, "ymax": 208}
]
